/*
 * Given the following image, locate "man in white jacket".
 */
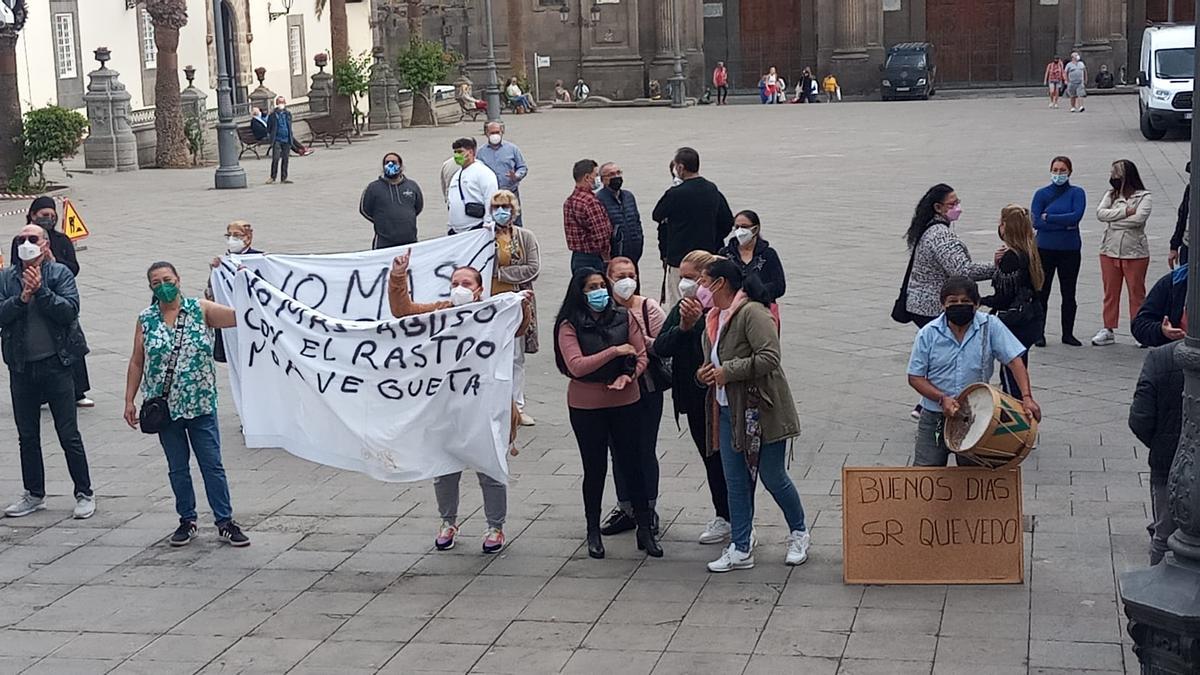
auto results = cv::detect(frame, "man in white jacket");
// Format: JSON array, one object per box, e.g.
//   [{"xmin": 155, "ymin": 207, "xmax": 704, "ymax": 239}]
[{"xmin": 447, "ymin": 137, "xmax": 499, "ymax": 234}]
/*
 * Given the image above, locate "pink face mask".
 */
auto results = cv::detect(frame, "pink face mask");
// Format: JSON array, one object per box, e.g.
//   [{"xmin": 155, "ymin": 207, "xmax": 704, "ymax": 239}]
[
  {"xmin": 945, "ymin": 204, "xmax": 963, "ymax": 222},
  {"xmin": 697, "ymin": 284, "xmax": 714, "ymax": 309}
]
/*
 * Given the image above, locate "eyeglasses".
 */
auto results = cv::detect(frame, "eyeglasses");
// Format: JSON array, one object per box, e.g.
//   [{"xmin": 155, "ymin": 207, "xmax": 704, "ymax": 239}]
[{"xmin": 15, "ymin": 235, "xmax": 40, "ymax": 245}]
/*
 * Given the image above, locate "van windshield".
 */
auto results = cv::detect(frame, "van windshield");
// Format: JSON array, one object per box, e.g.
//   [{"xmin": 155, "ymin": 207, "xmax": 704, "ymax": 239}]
[
  {"xmin": 1156, "ymin": 48, "xmax": 1195, "ymax": 80},
  {"xmin": 886, "ymin": 53, "xmax": 926, "ymax": 70}
]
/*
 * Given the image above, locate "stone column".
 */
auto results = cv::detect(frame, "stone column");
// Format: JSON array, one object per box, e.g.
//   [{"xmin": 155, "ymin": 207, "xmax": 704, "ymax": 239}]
[
  {"xmin": 248, "ymin": 67, "xmax": 277, "ymax": 115},
  {"xmin": 1078, "ymin": 0, "xmax": 1118, "ymax": 77},
  {"xmin": 819, "ymin": 0, "xmax": 884, "ymax": 95},
  {"xmin": 82, "ymin": 48, "xmax": 138, "ymax": 172},
  {"xmin": 308, "ymin": 53, "xmax": 334, "ymax": 115},
  {"xmin": 655, "ymin": 0, "xmax": 677, "ymax": 59},
  {"xmin": 179, "ymin": 65, "xmax": 211, "ymax": 164},
  {"xmin": 368, "ymin": 47, "xmax": 403, "ymax": 130}
]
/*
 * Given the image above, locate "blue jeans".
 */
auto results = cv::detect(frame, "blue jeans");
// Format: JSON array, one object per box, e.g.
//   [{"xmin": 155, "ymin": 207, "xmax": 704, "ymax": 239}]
[
  {"xmin": 718, "ymin": 406, "xmax": 805, "ymax": 553},
  {"xmin": 158, "ymin": 414, "xmax": 234, "ymax": 524}
]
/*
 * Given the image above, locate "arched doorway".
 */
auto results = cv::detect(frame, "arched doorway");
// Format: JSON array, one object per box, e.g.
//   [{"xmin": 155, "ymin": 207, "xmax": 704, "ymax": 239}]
[{"xmin": 221, "ymin": 0, "xmax": 247, "ymax": 111}]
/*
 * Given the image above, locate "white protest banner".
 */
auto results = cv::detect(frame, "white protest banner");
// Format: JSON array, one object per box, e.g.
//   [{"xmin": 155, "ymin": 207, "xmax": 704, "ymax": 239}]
[
  {"xmin": 230, "ymin": 268, "xmax": 522, "ymax": 483},
  {"xmin": 210, "ymin": 230, "xmax": 496, "ymax": 415}
]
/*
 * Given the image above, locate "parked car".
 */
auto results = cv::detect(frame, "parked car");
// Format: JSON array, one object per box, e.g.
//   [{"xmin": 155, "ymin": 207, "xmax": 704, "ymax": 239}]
[
  {"xmin": 1138, "ymin": 23, "xmax": 1194, "ymax": 140},
  {"xmin": 881, "ymin": 42, "xmax": 936, "ymax": 101}
]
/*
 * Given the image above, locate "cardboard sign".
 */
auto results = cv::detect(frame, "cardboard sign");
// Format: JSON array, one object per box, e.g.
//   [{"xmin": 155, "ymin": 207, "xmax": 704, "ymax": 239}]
[
  {"xmin": 842, "ymin": 466, "xmax": 1024, "ymax": 585},
  {"xmin": 62, "ymin": 199, "xmax": 89, "ymax": 241}
]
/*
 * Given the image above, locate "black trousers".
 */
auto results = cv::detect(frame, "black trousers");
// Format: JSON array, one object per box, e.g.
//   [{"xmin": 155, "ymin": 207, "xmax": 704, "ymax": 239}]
[
  {"xmin": 73, "ymin": 355, "xmax": 90, "ymax": 400},
  {"xmin": 1038, "ymin": 248, "xmax": 1081, "ymax": 339},
  {"xmin": 611, "ymin": 388, "xmax": 663, "ymax": 512},
  {"xmin": 716, "ymin": 85, "xmax": 728, "ymax": 104},
  {"xmin": 685, "ymin": 404, "xmax": 730, "ymax": 521},
  {"xmin": 10, "ymin": 357, "xmax": 92, "ymax": 498},
  {"xmin": 270, "ymin": 140, "xmax": 290, "ymax": 180},
  {"xmin": 570, "ymin": 403, "xmax": 651, "ymax": 531},
  {"xmin": 999, "ymin": 353, "xmax": 1029, "ymax": 400}
]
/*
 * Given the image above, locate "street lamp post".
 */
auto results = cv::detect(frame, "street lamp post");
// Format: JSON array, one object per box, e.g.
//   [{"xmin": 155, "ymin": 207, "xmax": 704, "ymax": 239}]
[
  {"xmin": 668, "ymin": 0, "xmax": 685, "ymax": 108},
  {"xmin": 1119, "ymin": 3, "xmax": 1200, "ymax": 672},
  {"xmin": 211, "ymin": 0, "xmax": 246, "ymax": 189},
  {"xmin": 483, "ymin": 0, "xmax": 502, "ymax": 122}
]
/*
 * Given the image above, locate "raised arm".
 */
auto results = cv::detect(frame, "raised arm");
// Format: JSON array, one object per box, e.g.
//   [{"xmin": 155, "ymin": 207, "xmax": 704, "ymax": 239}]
[{"xmin": 200, "ymin": 299, "xmax": 237, "ymax": 329}]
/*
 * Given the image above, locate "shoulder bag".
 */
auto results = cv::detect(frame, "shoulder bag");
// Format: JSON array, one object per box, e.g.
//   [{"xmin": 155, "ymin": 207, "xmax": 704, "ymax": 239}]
[
  {"xmin": 641, "ymin": 301, "xmax": 672, "ymax": 392},
  {"xmin": 139, "ymin": 310, "xmax": 187, "ymax": 435},
  {"xmin": 457, "ymin": 169, "xmax": 487, "ymax": 220},
  {"xmin": 891, "ymin": 244, "xmax": 919, "ymax": 324}
]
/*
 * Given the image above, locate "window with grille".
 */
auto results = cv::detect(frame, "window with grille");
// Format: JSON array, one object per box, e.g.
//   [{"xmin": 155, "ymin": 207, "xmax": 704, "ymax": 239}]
[
  {"xmin": 54, "ymin": 13, "xmax": 77, "ymax": 79},
  {"xmin": 289, "ymin": 25, "xmax": 303, "ymax": 76},
  {"xmin": 141, "ymin": 10, "xmax": 157, "ymax": 68}
]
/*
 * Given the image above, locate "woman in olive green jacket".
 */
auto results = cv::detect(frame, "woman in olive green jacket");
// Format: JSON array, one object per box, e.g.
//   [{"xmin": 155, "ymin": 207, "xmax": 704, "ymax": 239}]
[{"xmin": 697, "ymin": 258, "xmax": 807, "ymax": 573}]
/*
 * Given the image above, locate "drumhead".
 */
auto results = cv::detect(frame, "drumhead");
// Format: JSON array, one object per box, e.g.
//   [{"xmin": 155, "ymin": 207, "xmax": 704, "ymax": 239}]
[{"xmin": 959, "ymin": 386, "xmax": 996, "ymax": 451}]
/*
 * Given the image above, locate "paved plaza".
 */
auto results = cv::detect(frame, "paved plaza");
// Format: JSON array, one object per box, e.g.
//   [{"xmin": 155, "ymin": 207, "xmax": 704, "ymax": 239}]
[{"xmin": 0, "ymin": 94, "xmax": 1190, "ymax": 674}]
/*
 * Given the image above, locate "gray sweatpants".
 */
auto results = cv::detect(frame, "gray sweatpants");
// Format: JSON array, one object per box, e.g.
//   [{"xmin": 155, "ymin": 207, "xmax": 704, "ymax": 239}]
[
  {"xmin": 1149, "ymin": 481, "xmax": 1177, "ymax": 566},
  {"xmin": 434, "ymin": 472, "xmax": 507, "ymax": 529}
]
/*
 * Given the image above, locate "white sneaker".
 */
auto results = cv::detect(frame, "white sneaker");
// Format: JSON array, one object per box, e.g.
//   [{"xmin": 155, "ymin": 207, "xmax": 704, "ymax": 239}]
[
  {"xmin": 750, "ymin": 528, "xmax": 758, "ymax": 551},
  {"xmin": 786, "ymin": 530, "xmax": 811, "ymax": 566},
  {"xmin": 698, "ymin": 517, "xmax": 731, "ymax": 544},
  {"xmin": 1048, "ymin": 102, "xmax": 1054, "ymax": 108},
  {"xmin": 75, "ymin": 397, "xmax": 95, "ymax": 408},
  {"xmin": 5, "ymin": 492, "xmax": 45, "ymax": 517},
  {"xmin": 1070, "ymin": 107, "xmax": 1077, "ymax": 112},
  {"xmin": 1078, "ymin": 106, "xmax": 1085, "ymax": 112},
  {"xmin": 518, "ymin": 412, "xmax": 536, "ymax": 427},
  {"xmin": 1091, "ymin": 328, "xmax": 1116, "ymax": 346},
  {"xmin": 707, "ymin": 543, "xmax": 755, "ymax": 573},
  {"xmin": 73, "ymin": 494, "xmax": 95, "ymax": 520}
]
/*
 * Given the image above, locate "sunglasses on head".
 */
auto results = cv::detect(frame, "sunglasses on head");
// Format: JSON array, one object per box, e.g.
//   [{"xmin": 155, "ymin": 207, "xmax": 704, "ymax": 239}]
[{"xmin": 16, "ymin": 235, "xmax": 40, "ymax": 245}]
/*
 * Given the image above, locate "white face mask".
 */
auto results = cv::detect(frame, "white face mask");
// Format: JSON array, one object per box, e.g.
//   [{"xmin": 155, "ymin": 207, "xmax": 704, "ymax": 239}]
[
  {"xmin": 450, "ymin": 285, "xmax": 475, "ymax": 307},
  {"xmin": 678, "ymin": 278, "xmax": 699, "ymax": 299},
  {"xmin": 487, "ymin": 133, "xmax": 502, "ymax": 146},
  {"xmin": 276, "ymin": 103, "xmax": 286, "ymax": 110},
  {"xmin": 734, "ymin": 227, "xmax": 756, "ymax": 246},
  {"xmin": 612, "ymin": 277, "xmax": 638, "ymax": 301},
  {"xmin": 226, "ymin": 236, "xmax": 246, "ymax": 253},
  {"xmin": 17, "ymin": 241, "xmax": 41, "ymax": 262}
]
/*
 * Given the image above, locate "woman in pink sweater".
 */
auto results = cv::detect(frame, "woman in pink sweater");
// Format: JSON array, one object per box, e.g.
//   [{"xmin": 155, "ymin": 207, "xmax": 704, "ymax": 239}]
[{"xmin": 553, "ymin": 267, "xmax": 661, "ymax": 559}]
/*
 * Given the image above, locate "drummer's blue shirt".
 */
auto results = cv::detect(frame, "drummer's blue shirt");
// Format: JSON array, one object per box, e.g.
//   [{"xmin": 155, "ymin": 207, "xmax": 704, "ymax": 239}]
[{"xmin": 907, "ymin": 311, "xmax": 1027, "ymax": 413}]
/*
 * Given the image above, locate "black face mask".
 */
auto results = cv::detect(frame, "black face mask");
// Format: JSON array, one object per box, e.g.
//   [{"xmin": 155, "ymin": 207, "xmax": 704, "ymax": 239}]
[
  {"xmin": 33, "ymin": 215, "xmax": 57, "ymax": 230},
  {"xmin": 608, "ymin": 176, "xmax": 623, "ymax": 192},
  {"xmin": 1109, "ymin": 177, "xmax": 1123, "ymax": 192},
  {"xmin": 945, "ymin": 303, "xmax": 976, "ymax": 327}
]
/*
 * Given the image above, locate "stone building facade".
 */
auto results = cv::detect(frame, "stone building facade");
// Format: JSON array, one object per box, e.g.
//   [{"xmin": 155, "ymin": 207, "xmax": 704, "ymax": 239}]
[{"xmin": 704, "ymin": 0, "xmax": 1167, "ymax": 95}]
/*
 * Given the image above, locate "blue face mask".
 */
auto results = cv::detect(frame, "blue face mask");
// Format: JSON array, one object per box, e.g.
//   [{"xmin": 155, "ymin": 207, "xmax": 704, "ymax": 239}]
[
  {"xmin": 383, "ymin": 161, "xmax": 401, "ymax": 178},
  {"xmin": 585, "ymin": 288, "xmax": 610, "ymax": 312},
  {"xmin": 493, "ymin": 207, "xmax": 512, "ymax": 225},
  {"xmin": 1050, "ymin": 173, "xmax": 1069, "ymax": 186}
]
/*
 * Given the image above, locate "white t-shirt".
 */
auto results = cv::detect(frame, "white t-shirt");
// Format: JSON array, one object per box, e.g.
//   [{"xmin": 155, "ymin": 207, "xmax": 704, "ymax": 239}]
[{"xmin": 447, "ymin": 161, "xmax": 499, "ymax": 232}]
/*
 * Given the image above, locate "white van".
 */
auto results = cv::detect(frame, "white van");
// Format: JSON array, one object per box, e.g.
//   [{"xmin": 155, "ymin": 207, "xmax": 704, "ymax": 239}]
[{"xmin": 1138, "ymin": 24, "xmax": 1194, "ymax": 140}]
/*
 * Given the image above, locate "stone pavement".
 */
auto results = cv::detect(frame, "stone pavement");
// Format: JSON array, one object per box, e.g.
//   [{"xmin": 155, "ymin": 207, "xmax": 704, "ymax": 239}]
[{"xmin": 0, "ymin": 95, "xmax": 1188, "ymax": 674}]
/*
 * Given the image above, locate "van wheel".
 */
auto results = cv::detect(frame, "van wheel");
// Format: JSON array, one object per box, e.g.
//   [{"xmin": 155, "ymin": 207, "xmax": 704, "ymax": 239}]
[{"xmin": 1141, "ymin": 112, "xmax": 1167, "ymax": 140}]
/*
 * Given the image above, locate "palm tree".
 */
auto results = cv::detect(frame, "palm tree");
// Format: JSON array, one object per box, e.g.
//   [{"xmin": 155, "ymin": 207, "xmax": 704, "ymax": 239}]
[
  {"xmin": 506, "ymin": 0, "xmax": 526, "ymax": 83},
  {"xmin": 144, "ymin": 0, "xmax": 190, "ymax": 168},
  {"xmin": 315, "ymin": 0, "xmax": 353, "ymax": 125},
  {"xmin": 0, "ymin": 0, "xmax": 29, "ymax": 186}
]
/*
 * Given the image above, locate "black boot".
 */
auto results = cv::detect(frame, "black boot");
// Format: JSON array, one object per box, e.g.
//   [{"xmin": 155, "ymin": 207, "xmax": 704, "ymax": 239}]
[
  {"xmin": 587, "ymin": 529, "xmax": 605, "ymax": 559},
  {"xmin": 636, "ymin": 525, "xmax": 663, "ymax": 558},
  {"xmin": 599, "ymin": 507, "xmax": 636, "ymax": 536}
]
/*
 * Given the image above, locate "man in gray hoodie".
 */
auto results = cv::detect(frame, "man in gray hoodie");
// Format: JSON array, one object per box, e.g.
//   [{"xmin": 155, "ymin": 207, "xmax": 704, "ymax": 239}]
[{"xmin": 360, "ymin": 152, "xmax": 425, "ymax": 249}]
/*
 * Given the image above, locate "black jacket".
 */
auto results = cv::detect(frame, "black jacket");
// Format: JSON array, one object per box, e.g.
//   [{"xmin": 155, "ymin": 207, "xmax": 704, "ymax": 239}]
[
  {"xmin": 1132, "ymin": 267, "xmax": 1187, "ymax": 348},
  {"xmin": 359, "ymin": 176, "xmax": 425, "ymax": 247},
  {"xmin": 265, "ymin": 109, "xmax": 296, "ymax": 146},
  {"xmin": 0, "ymin": 259, "xmax": 87, "ymax": 371},
  {"xmin": 250, "ymin": 116, "xmax": 269, "ymax": 141},
  {"xmin": 717, "ymin": 238, "xmax": 786, "ymax": 303},
  {"xmin": 652, "ymin": 177, "xmax": 733, "ymax": 266},
  {"xmin": 1172, "ymin": 184, "xmax": 1190, "ymax": 253},
  {"xmin": 653, "ymin": 300, "xmax": 709, "ymax": 416},
  {"xmin": 1130, "ymin": 341, "xmax": 1184, "ymax": 484},
  {"xmin": 47, "ymin": 229, "xmax": 79, "ymax": 277},
  {"xmin": 980, "ymin": 249, "xmax": 1045, "ymax": 347},
  {"xmin": 596, "ymin": 186, "xmax": 644, "ymax": 263}
]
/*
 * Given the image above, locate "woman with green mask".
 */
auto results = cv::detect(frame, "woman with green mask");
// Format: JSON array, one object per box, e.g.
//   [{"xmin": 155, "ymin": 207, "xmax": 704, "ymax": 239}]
[{"xmin": 122, "ymin": 261, "xmax": 250, "ymax": 548}]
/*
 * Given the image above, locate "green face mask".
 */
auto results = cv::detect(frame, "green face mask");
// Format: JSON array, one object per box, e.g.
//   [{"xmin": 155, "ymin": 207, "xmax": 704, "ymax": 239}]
[
  {"xmin": 453, "ymin": 152, "xmax": 467, "ymax": 166},
  {"xmin": 152, "ymin": 281, "xmax": 180, "ymax": 303}
]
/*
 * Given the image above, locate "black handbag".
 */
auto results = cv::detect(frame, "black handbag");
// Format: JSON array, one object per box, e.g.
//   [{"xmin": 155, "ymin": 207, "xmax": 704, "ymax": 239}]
[
  {"xmin": 139, "ymin": 311, "xmax": 186, "ymax": 435},
  {"xmin": 457, "ymin": 169, "xmax": 487, "ymax": 220},
  {"xmin": 641, "ymin": 301, "xmax": 673, "ymax": 392},
  {"xmin": 891, "ymin": 244, "xmax": 918, "ymax": 324}
]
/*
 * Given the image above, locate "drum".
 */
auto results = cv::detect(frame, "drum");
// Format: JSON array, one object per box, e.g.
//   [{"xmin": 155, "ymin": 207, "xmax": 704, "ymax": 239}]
[{"xmin": 943, "ymin": 383, "xmax": 1037, "ymax": 469}]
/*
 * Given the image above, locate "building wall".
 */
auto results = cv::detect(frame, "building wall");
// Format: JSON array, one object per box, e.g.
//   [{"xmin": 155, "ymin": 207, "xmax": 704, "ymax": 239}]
[{"xmin": 14, "ymin": 0, "xmax": 373, "ymax": 114}]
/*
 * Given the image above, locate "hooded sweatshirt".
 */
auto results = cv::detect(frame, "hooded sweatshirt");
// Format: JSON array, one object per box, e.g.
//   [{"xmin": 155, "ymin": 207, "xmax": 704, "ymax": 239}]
[{"xmin": 359, "ymin": 175, "xmax": 424, "ymax": 247}]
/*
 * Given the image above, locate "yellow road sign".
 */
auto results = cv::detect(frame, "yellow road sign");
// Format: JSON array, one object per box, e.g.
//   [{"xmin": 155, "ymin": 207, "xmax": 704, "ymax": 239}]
[{"xmin": 62, "ymin": 199, "xmax": 89, "ymax": 241}]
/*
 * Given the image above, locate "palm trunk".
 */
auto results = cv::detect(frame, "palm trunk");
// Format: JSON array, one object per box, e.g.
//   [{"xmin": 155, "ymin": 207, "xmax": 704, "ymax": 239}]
[
  {"xmin": 406, "ymin": 0, "xmax": 422, "ymax": 42},
  {"xmin": 0, "ymin": 33, "xmax": 22, "ymax": 186},
  {"xmin": 153, "ymin": 24, "xmax": 189, "ymax": 168},
  {"xmin": 329, "ymin": 0, "xmax": 353, "ymax": 125},
  {"xmin": 506, "ymin": 0, "xmax": 526, "ymax": 83}
]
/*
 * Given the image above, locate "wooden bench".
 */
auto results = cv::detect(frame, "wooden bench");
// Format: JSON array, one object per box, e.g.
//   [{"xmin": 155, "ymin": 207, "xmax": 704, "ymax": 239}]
[
  {"xmin": 306, "ymin": 115, "xmax": 354, "ymax": 148},
  {"xmin": 456, "ymin": 96, "xmax": 485, "ymax": 122},
  {"xmin": 237, "ymin": 126, "xmax": 268, "ymax": 159}
]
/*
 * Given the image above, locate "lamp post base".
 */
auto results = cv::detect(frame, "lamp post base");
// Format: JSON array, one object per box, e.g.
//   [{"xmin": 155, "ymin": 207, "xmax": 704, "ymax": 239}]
[
  {"xmin": 214, "ymin": 166, "xmax": 248, "ymax": 190},
  {"xmin": 1120, "ymin": 555, "xmax": 1200, "ymax": 674},
  {"xmin": 669, "ymin": 75, "xmax": 686, "ymax": 109}
]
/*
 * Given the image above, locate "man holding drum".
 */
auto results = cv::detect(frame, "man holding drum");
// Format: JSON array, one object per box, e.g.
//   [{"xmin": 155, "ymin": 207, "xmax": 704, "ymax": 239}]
[{"xmin": 907, "ymin": 277, "xmax": 1043, "ymax": 467}]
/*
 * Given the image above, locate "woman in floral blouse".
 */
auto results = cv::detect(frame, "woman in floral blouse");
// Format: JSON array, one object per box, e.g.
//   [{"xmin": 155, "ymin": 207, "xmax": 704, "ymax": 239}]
[{"xmin": 122, "ymin": 261, "xmax": 249, "ymax": 548}]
